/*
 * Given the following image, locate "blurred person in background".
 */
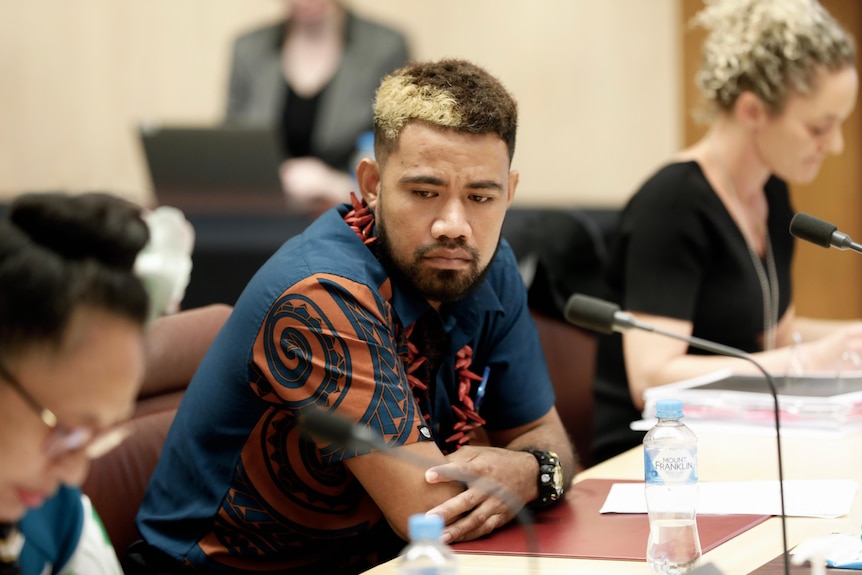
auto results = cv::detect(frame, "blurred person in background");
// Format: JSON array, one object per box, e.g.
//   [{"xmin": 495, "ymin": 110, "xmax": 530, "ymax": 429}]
[
  {"xmin": 226, "ymin": 0, "xmax": 411, "ymax": 215},
  {"xmin": 0, "ymin": 192, "xmax": 229, "ymax": 575},
  {"xmin": 0, "ymin": 192, "xmax": 151, "ymax": 574}
]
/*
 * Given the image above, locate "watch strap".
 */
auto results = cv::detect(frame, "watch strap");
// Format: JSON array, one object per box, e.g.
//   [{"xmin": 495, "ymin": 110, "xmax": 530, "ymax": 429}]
[{"xmin": 522, "ymin": 449, "xmax": 564, "ymax": 510}]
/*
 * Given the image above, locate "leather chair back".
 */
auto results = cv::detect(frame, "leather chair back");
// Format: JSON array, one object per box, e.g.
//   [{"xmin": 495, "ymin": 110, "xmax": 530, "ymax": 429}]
[{"xmin": 81, "ymin": 393, "xmax": 183, "ymax": 566}]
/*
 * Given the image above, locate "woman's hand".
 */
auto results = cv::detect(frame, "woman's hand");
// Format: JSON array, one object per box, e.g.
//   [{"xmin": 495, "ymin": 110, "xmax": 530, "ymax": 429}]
[{"xmin": 800, "ymin": 322, "xmax": 862, "ymax": 374}]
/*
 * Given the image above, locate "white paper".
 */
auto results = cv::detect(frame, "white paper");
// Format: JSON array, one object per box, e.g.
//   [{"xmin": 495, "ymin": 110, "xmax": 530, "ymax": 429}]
[{"xmin": 599, "ymin": 480, "xmax": 857, "ymax": 518}]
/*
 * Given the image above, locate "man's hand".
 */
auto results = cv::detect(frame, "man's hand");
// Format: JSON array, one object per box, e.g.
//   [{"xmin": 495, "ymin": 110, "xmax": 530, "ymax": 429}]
[{"xmin": 423, "ymin": 446, "xmax": 537, "ymax": 543}]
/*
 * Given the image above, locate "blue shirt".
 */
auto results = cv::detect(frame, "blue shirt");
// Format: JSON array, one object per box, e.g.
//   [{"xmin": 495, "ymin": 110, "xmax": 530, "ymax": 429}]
[
  {"xmin": 19, "ymin": 487, "xmax": 82, "ymax": 575},
  {"xmin": 19, "ymin": 488, "xmax": 121, "ymax": 575},
  {"xmin": 137, "ymin": 204, "xmax": 555, "ymax": 573}
]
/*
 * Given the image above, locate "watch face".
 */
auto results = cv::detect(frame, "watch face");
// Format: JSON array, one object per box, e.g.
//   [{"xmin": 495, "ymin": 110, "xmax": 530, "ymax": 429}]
[
  {"xmin": 527, "ymin": 449, "xmax": 564, "ymax": 506},
  {"xmin": 538, "ymin": 451, "xmax": 564, "ymax": 499},
  {"xmin": 551, "ymin": 463, "xmax": 564, "ymax": 495},
  {"xmin": 547, "ymin": 451, "xmax": 563, "ymax": 497}
]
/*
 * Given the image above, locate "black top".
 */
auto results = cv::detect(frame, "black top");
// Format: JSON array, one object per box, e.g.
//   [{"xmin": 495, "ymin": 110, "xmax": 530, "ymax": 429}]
[
  {"xmin": 592, "ymin": 161, "xmax": 795, "ymax": 464},
  {"xmin": 274, "ymin": 12, "xmax": 363, "ymax": 171},
  {"xmin": 280, "ymin": 81, "xmax": 324, "ymax": 159}
]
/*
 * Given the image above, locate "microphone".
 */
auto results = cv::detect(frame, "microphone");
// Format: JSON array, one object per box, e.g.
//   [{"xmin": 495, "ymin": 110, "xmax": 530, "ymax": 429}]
[
  {"xmin": 565, "ymin": 293, "xmax": 790, "ymax": 575},
  {"xmin": 299, "ymin": 408, "xmax": 540, "ymax": 570},
  {"xmin": 300, "ymin": 407, "xmax": 390, "ymax": 452},
  {"xmin": 789, "ymin": 212, "xmax": 862, "ymax": 254}
]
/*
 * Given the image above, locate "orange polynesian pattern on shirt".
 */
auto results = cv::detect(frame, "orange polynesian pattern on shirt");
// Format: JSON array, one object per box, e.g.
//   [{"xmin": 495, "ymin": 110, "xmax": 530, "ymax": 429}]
[{"xmin": 195, "ymin": 273, "xmax": 421, "ymax": 570}]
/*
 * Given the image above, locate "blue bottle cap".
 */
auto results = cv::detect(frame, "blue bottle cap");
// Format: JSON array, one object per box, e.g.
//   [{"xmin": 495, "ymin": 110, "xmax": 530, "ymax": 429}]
[
  {"xmin": 408, "ymin": 513, "xmax": 444, "ymax": 541},
  {"xmin": 655, "ymin": 399, "xmax": 684, "ymax": 419}
]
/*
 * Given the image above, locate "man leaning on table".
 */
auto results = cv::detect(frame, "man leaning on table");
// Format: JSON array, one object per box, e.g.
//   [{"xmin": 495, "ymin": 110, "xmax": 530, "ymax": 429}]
[{"xmin": 128, "ymin": 58, "xmax": 576, "ymax": 575}]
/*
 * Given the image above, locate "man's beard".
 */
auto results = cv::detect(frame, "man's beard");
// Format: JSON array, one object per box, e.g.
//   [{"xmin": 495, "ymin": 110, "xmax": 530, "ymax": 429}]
[{"xmin": 375, "ymin": 210, "xmax": 498, "ymax": 304}]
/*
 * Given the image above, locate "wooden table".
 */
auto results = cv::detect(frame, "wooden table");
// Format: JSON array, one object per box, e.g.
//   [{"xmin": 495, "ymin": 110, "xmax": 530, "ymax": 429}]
[{"xmin": 361, "ymin": 428, "xmax": 862, "ymax": 574}]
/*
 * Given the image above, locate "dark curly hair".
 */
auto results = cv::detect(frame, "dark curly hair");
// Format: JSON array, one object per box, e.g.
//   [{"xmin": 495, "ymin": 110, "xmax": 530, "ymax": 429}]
[{"xmin": 0, "ymin": 192, "xmax": 150, "ymax": 356}]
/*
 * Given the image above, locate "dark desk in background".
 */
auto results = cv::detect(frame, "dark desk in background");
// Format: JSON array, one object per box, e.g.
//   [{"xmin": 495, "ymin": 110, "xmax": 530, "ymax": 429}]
[
  {"xmin": 0, "ymin": 199, "xmax": 620, "ymax": 314},
  {"xmin": 183, "ymin": 206, "xmax": 619, "ymax": 312},
  {"xmin": 182, "ymin": 211, "xmax": 313, "ymax": 309}
]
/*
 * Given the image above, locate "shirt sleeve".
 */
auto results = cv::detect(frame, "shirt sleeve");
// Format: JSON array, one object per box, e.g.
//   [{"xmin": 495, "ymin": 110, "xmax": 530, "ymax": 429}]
[{"xmin": 250, "ymin": 273, "xmax": 425, "ymax": 460}]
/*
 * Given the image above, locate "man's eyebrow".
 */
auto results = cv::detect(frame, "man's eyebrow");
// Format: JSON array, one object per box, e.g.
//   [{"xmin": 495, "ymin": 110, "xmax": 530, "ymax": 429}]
[
  {"xmin": 466, "ymin": 180, "xmax": 504, "ymax": 191},
  {"xmin": 398, "ymin": 175, "xmax": 445, "ymax": 186},
  {"xmin": 397, "ymin": 175, "xmax": 504, "ymax": 191}
]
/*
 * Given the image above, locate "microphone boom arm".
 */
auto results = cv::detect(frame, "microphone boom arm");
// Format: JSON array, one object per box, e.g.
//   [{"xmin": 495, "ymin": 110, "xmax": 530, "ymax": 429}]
[{"xmin": 830, "ymin": 230, "xmax": 862, "ymax": 253}]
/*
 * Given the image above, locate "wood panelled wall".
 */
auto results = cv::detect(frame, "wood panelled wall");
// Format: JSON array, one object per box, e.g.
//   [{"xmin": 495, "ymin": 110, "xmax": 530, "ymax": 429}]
[{"xmin": 681, "ymin": 0, "xmax": 862, "ymax": 320}]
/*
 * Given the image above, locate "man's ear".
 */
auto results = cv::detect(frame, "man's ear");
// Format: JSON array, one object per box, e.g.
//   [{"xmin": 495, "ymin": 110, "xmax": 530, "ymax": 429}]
[
  {"xmin": 506, "ymin": 169, "xmax": 519, "ymax": 208},
  {"xmin": 356, "ymin": 158, "xmax": 381, "ymax": 208},
  {"xmin": 734, "ymin": 91, "xmax": 769, "ymax": 130}
]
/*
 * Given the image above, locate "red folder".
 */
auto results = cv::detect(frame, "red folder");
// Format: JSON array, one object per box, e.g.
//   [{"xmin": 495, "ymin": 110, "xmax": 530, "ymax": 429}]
[{"xmin": 452, "ymin": 478, "xmax": 770, "ymax": 560}]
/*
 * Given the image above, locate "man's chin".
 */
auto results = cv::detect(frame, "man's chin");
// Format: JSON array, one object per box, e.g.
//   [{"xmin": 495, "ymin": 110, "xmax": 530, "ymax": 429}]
[
  {"xmin": 414, "ymin": 274, "xmax": 479, "ymax": 303},
  {"xmin": 419, "ymin": 285, "xmax": 470, "ymax": 304}
]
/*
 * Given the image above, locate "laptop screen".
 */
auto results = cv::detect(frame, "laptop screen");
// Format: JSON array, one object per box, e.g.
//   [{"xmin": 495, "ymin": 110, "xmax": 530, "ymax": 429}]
[{"xmin": 139, "ymin": 124, "xmax": 288, "ymax": 214}]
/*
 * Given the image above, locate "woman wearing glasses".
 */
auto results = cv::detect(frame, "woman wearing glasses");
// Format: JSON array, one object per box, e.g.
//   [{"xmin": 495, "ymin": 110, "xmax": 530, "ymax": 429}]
[{"xmin": 0, "ymin": 192, "xmax": 151, "ymax": 574}]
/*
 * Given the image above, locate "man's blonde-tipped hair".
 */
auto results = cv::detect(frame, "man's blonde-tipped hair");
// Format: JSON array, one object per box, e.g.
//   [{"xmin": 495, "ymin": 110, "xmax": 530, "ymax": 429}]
[
  {"xmin": 693, "ymin": 0, "xmax": 855, "ymax": 117},
  {"xmin": 373, "ymin": 59, "xmax": 518, "ymax": 163}
]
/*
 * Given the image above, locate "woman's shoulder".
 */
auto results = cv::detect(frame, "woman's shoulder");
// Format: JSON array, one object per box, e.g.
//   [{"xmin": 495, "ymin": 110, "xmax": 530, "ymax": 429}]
[
  {"xmin": 629, "ymin": 160, "xmax": 711, "ymax": 208},
  {"xmin": 642, "ymin": 160, "xmax": 705, "ymax": 188},
  {"xmin": 233, "ymin": 21, "xmax": 282, "ymax": 52}
]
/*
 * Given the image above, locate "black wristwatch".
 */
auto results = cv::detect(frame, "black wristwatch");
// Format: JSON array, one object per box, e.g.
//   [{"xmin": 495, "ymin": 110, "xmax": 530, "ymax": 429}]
[{"xmin": 523, "ymin": 449, "xmax": 564, "ymax": 510}]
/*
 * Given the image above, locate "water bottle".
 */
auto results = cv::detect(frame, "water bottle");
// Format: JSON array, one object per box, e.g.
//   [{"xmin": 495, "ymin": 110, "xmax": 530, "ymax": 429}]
[
  {"xmin": 397, "ymin": 514, "xmax": 458, "ymax": 575},
  {"xmin": 644, "ymin": 399, "xmax": 702, "ymax": 574}
]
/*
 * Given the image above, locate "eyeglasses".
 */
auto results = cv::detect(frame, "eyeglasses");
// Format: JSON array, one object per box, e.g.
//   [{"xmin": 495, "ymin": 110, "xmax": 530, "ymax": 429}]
[{"xmin": 0, "ymin": 361, "xmax": 131, "ymax": 460}]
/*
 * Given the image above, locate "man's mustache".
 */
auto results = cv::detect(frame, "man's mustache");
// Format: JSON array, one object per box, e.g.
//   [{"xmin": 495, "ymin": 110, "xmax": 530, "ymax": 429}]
[{"xmin": 416, "ymin": 239, "xmax": 477, "ymax": 258}]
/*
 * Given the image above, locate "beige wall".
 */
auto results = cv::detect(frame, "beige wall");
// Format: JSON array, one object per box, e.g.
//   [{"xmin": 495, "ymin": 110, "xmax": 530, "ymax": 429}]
[{"xmin": 0, "ymin": 0, "xmax": 680, "ymax": 209}]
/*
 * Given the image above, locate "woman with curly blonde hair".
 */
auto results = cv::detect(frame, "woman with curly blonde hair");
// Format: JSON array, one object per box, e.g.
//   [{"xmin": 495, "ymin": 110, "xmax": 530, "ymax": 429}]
[{"xmin": 593, "ymin": 0, "xmax": 862, "ymax": 464}]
